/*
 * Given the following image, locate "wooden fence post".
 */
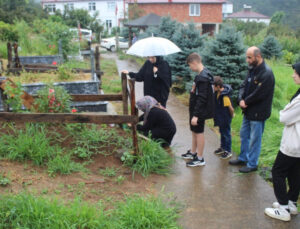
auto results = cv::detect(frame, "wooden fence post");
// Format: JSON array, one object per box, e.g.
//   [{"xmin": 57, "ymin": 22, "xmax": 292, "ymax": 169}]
[
  {"xmin": 13, "ymin": 42, "xmax": 21, "ymax": 68},
  {"xmin": 95, "ymin": 46, "xmax": 101, "ymax": 84},
  {"xmin": 0, "ymin": 79, "xmax": 9, "ymax": 112},
  {"xmin": 128, "ymin": 78, "xmax": 139, "ymax": 155},
  {"xmin": 7, "ymin": 42, "xmax": 12, "ymax": 69},
  {"xmin": 121, "ymin": 73, "xmax": 128, "ymax": 115}
]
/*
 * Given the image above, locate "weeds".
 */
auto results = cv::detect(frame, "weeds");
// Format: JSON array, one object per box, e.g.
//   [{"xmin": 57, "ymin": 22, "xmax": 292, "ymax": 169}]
[
  {"xmin": 99, "ymin": 167, "xmax": 118, "ymax": 177},
  {"xmin": 0, "ymin": 173, "xmax": 10, "ymax": 187},
  {"xmin": 115, "ymin": 175, "xmax": 126, "ymax": 185}
]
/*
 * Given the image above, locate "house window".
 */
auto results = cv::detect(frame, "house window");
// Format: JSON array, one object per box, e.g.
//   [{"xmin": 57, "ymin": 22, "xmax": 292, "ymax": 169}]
[
  {"xmin": 89, "ymin": 2, "xmax": 96, "ymax": 11},
  {"xmin": 45, "ymin": 4, "xmax": 56, "ymax": 13},
  {"xmin": 107, "ymin": 2, "xmax": 116, "ymax": 12},
  {"xmin": 189, "ymin": 4, "xmax": 200, "ymax": 16},
  {"xmin": 106, "ymin": 20, "xmax": 112, "ymax": 29},
  {"xmin": 65, "ymin": 3, "xmax": 74, "ymax": 10}
]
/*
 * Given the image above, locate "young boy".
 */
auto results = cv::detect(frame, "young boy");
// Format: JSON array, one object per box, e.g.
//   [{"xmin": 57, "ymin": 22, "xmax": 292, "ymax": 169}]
[
  {"xmin": 181, "ymin": 53, "xmax": 214, "ymax": 167},
  {"xmin": 213, "ymin": 76, "xmax": 234, "ymax": 159}
]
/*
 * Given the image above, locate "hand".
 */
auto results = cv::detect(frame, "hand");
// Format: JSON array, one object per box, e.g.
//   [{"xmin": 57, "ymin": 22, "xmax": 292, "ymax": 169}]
[
  {"xmin": 153, "ymin": 67, "xmax": 158, "ymax": 73},
  {"xmin": 122, "ymin": 70, "xmax": 129, "ymax": 74},
  {"xmin": 127, "ymin": 123, "xmax": 132, "ymax": 127},
  {"xmin": 239, "ymin": 100, "xmax": 247, "ymax": 109},
  {"xmin": 191, "ymin": 116, "xmax": 198, "ymax": 126}
]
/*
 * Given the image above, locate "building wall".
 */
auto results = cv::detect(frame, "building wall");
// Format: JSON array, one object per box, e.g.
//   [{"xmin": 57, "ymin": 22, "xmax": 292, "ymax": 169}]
[
  {"xmin": 42, "ymin": 1, "xmax": 128, "ymax": 29},
  {"xmin": 230, "ymin": 18, "xmax": 270, "ymax": 25},
  {"xmin": 133, "ymin": 3, "xmax": 223, "ymax": 24}
]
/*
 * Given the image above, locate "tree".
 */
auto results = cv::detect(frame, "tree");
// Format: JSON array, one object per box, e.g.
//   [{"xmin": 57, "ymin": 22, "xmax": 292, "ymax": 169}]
[
  {"xmin": 270, "ymin": 11, "xmax": 285, "ymax": 24},
  {"xmin": 166, "ymin": 23, "xmax": 206, "ymax": 88},
  {"xmin": 201, "ymin": 26, "xmax": 247, "ymax": 102},
  {"xmin": 259, "ymin": 35, "xmax": 282, "ymax": 59}
]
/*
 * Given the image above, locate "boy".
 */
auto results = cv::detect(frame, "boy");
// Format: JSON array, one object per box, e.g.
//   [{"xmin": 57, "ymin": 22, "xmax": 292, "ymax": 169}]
[
  {"xmin": 181, "ymin": 53, "xmax": 214, "ymax": 167},
  {"xmin": 213, "ymin": 76, "xmax": 234, "ymax": 159}
]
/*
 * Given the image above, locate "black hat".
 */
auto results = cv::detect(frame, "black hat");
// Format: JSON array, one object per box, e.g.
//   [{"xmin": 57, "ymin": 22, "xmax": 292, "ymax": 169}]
[{"xmin": 292, "ymin": 62, "xmax": 300, "ymax": 76}]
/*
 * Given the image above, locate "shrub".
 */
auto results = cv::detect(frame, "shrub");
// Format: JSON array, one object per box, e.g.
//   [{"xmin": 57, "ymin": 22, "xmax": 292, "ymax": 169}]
[
  {"xmin": 0, "ymin": 21, "xmax": 18, "ymax": 41},
  {"xmin": 3, "ymin": 80, "xmax": 24, "ymax": 112},
  {"xmin": 259, "ymin": 35, "xmax": 282, "ymax": 60},
  {"xmin": 33, "ymin": 85, "xmax": 72, "ymax": 113}
]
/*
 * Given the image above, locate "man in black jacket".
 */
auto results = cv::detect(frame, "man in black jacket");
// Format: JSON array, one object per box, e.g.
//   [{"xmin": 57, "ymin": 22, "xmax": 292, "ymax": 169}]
[
  {"xmin": 122, "ymin": 56, "xmax": 172, "ymax": 107},
  {"xmin": 229, "ymin": 46, "xmax": 275, "ymax": 173},
  {"xmin": 181, "ymin": 53, "xmax": 214, "ymax": 167}
]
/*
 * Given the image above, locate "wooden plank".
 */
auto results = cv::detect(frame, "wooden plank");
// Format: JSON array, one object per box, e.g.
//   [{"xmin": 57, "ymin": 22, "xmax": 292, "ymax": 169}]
[
  {"xmin": 0, "ymin": 113, "xmax": 138, "ymax": 124},
  {"xmin": 70, "ymin": 94, "xmax": 122, "ymax": 102}
]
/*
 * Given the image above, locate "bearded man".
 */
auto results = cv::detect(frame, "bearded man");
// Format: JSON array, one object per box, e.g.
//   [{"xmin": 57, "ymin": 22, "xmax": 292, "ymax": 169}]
[{"xmin": 229, "ymin": 46, "xmax": 275, "ymax": 173}]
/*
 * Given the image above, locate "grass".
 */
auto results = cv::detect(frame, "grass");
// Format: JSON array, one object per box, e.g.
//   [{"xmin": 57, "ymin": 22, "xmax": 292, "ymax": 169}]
[
  {"xmin": 122, "ymin": 138, "xmax": 174, "ymax": 177},
  {"xmin": 100, "ymin": 58, "xmax": 121, "ymax": 94},
  {"xmin": 99, "ymin": 167, "xmax": 118, "ymax": 177},
  {"xmin": 0, "ymin": 193, "xmax": 181, "ymax": 229},
  {"xmin": 118, "ymin": 51, "xmax": 145, "ymax": 67}
]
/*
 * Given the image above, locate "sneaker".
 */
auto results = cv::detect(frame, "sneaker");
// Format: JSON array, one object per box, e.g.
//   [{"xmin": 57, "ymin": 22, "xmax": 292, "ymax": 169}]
[
  {"xmin": 186, "ymin": 156, "xmax": 205, "ymax": 167},
  {"xmin": 220, "ymin": 151, "xmax": 232, "ymax": 159},
  {"xmin": 181, "ymin": 150, "xmax": 195, "ymax": 159},
  {"xmin": 214, "ymin": 148, "xmax": 224, "ymax": 155},
  {"xmin": 264, "ymin": 206, "xmax": 291, "ymax": 221},
  {"xmin": 229, "ymin": 159, "xmax": 247, "ymax": 166},
  {"xmin": 239, "ymin": 166, "xmax": 258, "ymax": 173},
  {"xmin": 273, "ymin": 201, "xmax": 298, "ymax": 215}
]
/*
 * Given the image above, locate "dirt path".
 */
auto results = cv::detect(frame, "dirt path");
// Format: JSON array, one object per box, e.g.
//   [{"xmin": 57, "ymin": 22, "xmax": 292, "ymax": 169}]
[{"xmin": 105, "ymin": 52, "xmax": 300, "ymax": 229}]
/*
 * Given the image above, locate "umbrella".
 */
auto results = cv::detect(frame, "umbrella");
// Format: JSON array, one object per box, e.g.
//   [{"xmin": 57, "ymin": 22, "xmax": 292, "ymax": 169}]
[{"xmin": 126, "ymin": 36, "xmax": 181, "ymax": 57}]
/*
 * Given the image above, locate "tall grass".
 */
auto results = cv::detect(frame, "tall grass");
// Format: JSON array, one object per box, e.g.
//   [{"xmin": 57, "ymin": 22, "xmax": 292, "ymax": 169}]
[
  {"xmin": 0, "ymin": 193, "xmax": 181, "ymax": 229},
  {"xmin": 231, "ymin": 60, "xmax": 298, "ymax": 167}
]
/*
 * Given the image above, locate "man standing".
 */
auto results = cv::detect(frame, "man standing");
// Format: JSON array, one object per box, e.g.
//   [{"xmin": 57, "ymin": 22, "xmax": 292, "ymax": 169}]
[{"xmin": 229, "ymin": 46, "xmax": 275, "ymax": 173}]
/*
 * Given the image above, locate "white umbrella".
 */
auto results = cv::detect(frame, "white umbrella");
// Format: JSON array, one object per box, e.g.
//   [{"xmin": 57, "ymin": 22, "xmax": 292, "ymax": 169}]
[{"xmin": 126, "ymin": 36, "xmax": 181, "ymax": 57}]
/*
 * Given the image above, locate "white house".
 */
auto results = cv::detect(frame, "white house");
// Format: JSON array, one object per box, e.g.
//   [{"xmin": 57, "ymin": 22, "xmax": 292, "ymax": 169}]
[
  {"xmin": 227, "ymin": 4, "xmax": 270, "ymax": 25},
  {"xmin": 41, "ymin": 0, "xmax": 128, "ymax": 30},
  {"xmin": 222, "ymin": 0, "xmax": 233, "ymax": 19}
]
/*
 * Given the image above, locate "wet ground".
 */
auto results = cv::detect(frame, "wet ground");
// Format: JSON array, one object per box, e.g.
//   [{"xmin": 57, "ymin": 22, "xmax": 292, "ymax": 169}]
[{"xmin": 105, "ymin": 52, "xmax": 300, "ymax": 229}]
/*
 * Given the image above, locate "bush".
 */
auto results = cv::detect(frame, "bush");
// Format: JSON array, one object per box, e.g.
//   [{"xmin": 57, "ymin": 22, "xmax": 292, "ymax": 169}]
[
  {"xmin": 0, "ymin": 21, "xmax": 18, "ymax": 41},
  {"xmin": 260, "ymin": 35, "xmax": 282, "ymax": 59}
]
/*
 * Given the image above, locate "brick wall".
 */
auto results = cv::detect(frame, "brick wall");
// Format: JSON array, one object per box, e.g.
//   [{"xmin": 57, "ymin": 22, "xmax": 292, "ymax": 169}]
[{"xmin": 132, "ymin": 3, "xmax": 223, "ymax": 23}]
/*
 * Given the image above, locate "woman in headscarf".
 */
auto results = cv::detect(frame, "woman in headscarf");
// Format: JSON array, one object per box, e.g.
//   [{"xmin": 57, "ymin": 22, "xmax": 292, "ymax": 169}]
[
  {"xmin": 122, "ymin": 56, "xmax": 172, "ymax": 107},
  {"xmin": 136, "ymin": 96, "xmax": 176, "ymax": 147}
]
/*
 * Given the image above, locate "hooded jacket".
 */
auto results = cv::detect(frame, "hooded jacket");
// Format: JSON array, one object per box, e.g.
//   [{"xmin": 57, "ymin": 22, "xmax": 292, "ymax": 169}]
[
  {"xmin": 279, "ymin": 89, "xmax": 300, "ymax": 158},
  {"xmin": 214, "ymin": 84, "xmax": 233, "ymax": 127},
  {"xmin": 128, "ymin": 56, "xmax": 172, "ymax": 106},
  {"xmin": 189, "ymin": 68, "xmax": 214, "ymax": 120},
  {"xmin": 238, "ymin": 61, "xmax": 275, "ymax": 121}
]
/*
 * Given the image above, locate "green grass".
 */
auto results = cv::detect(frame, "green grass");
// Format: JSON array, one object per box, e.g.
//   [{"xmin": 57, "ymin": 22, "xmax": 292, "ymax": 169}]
[
  {"xmin": 122, "ymin": 139, "xmax": 174, "ymax": 177},
  {"xmin": 99, "ymin": 167, "xmax": 118, "ymax": 177},
  {"xmin": 100, "ymin": 58, "xmax": 122, "ymax": 94},
  {"xmin": 118, "ymin": 51, "xmax": 145, "ymax": 67},
  {"xmin": 0, "ymin": 193, "xmax": 181, "ymax": 229},
  {"xmin": 231, "ymin": 60, "xmax": 298, "ymax": 167}
]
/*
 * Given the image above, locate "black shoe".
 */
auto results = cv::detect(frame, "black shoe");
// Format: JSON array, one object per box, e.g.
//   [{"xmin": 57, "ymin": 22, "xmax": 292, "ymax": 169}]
[
  {"xmin": 181, "ymin": 150, "xmax": 195, "ymax": 159},
  {"xmin": 220, "ymin": 151, "xmax": 232, "ymax": 159},
  {"xmin": 239, "ymin": 166, "xmax": 257, "ymax": 173},
  {"xmin": 186, "ymin": 156, "xmax": 205, "ymax": 167},
  {"xmin": 214, "ymin": 148, "xmax": 224, "ymax": 155},
  {"xmin": 229, "ymin": 159, "xmax": 246, "ymax": 166}
]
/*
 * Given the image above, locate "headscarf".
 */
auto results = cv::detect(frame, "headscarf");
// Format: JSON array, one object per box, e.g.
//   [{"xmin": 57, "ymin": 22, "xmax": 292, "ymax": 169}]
[{"xmin": 136, "ymin": 96, "xmax": 165, "ymax": 124}]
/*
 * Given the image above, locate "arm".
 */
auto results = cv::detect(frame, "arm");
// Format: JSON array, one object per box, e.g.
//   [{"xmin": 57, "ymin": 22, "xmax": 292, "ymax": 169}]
[
  {"xmin": 244, "ymin": 71, "xmax": 274, "ymax": 106},
  {"xmin": 154, "ymin": 62, "xmax": 172, "ymax": 88},
  {"xmin": 280, "ymin": 97, "xmax": 300, "ymax": 126},
  {"xmin": 223, "ymin": 96, "xmax": 235, "ymax": 117},
  {"xmin": 136, "ymin": 109, "xmax": 155, "ymax": 132},
  {"xmin": 238, "ymin": 77, "xmax": 248, "ymax": 104},
  {"xmin": 128, "ymin": 62, "xmax": 148, "ymax": 82},
  {"xmin": 193, "ymin": 80, "xmax": 209, "ymax": 118}
]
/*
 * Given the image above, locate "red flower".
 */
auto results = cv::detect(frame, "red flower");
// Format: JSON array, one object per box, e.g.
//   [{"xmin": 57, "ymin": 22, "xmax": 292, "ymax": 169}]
[
  {"xmin": 49, "ymin": 88, "xmax": 55, "ymax": 94},
  {"xmin": 71, "ymin": 108, "xmax": 77, "ymax": 113},
  {"xmin": 52, "ymin": 61, "xmax": 57, "ymax": 65}
]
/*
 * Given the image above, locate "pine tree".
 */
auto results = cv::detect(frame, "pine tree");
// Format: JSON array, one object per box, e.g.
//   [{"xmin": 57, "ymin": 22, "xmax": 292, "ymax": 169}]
[
  {"xmin": 201, "ymin": 26, "xmax": 247, "ymax": 102},
  {"xmin": 166, "ymin": 23, "xmax": 206, "ymax": 91},
  {"xmin": 259, "ymin": 35, "xmax": 282, "ymax": 59}
]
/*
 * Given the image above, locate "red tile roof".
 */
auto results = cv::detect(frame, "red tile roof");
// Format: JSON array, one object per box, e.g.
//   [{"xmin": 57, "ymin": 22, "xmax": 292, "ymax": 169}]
[{"xmin": 227, "ymin": 10, "xmax": 270, "ymax": 19}]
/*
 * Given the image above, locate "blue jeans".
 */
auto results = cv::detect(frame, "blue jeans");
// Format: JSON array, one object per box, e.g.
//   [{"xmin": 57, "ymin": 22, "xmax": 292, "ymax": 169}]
[
  {"xmin": 238, "ymin": 117, "xmax": 265, "ymax": 168},
  {"xmin": 219, "ymin": 123, "xmax": 231, "ymax": 152}
]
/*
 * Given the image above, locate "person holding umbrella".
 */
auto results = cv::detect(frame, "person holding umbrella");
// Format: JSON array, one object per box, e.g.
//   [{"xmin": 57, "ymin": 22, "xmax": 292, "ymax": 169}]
[
  {"xmin": 122, "ymin": 56, "xmax": 171, "ymax": 107},
  {"xmin": 122, "ymin": 36, "xmax": 181, "ymax": 107}
]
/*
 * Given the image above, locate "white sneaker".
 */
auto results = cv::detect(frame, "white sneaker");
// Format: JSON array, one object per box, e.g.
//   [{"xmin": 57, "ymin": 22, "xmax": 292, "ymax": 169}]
[
  {"xmin": 265, "ymin": 206, "xmax": 291, "ymax": 221},
  {"xmin": 272, "ymin": 200, "xmax": 298, "ymax": 215}
]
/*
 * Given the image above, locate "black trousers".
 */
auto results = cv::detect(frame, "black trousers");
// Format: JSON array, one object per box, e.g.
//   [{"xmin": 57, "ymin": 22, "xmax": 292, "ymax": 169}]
[{"xmin": 272, "ymin": 151, "xmax": 300, "ymax": 205}]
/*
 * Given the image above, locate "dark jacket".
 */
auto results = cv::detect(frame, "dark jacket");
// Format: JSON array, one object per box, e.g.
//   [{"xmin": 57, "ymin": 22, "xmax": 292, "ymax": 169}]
[
  {"xmin": 238, "ymin": 61, "xmax": 275, "ymax": 121},
  {"xmin": 129, "ymin": 57, "xmax": 172, "ymax": 107},
  {"xmin": 214, "ymin": 84, "xmax": 233, "ymax": 127},
  {"xmin": 137, "ymin": 107, "xmax": 176, "ymax": 145},
  {"xmin": 189, "ymin": 68, "xmax": 214, "ymax": 120}
]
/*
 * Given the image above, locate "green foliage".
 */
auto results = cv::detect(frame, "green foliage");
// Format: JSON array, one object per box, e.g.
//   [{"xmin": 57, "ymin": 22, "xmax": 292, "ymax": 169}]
[
  {"xmin": 224, "ymin": 19, "xmax": 267, "ymax": 37},
  {"xmin": 0, "ymin": 193, "xmax": 180, "ymax": 229},
  {"xmin": 0, "ymin": 21, "xmax": 18, "ymax": 41},
  {"xmin": 3, "ymin": 81, "xmax": 23, "ymax": 112},
  {"xmin": 112, "ymin": 195, "xmax": 180, "ymax": 229},
  {"xmin": 57, "ymin": 65, "xmax": 74, "ymax": 80},
  {"xmin": 121, "ymin": 139, "xmax": 174, "ymax": 177},
  {"xmin": 115, "ymin": 175, "xmax": 126, "ymax": 185},
  {"xmin": 0, "ymin": 173, "xmax": 10, "ymax": 186},
  {"xmin": 282, "ymin": 50, "xmax": 296, "ymax": 65},
  {"xmin": 259, "ymin": 35, "xmax": 282, "ymax": 59},
  {"xmin": 99, "ymin": 167, "xmax": 118, "ymax": 177},
  {"xmin": 0, "ymin": 41, "xmax": 7, "ymax": 58},
  {"xmin": 270, "ymin": 11, "xmax": 285, "ymax": 24},
  {"xmin": 202, "ymin": 26, "xmax": 247, "ymax": 101},
  {"xmin": 33, "ymin": 85, "xmax": 72, "ymax": 113}
]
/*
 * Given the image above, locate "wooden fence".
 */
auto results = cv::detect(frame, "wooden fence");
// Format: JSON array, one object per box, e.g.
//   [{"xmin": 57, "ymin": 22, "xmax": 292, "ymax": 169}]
[{"xmin": 0, "ymin": 73, "xmax": 140, "ymax": 154}]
